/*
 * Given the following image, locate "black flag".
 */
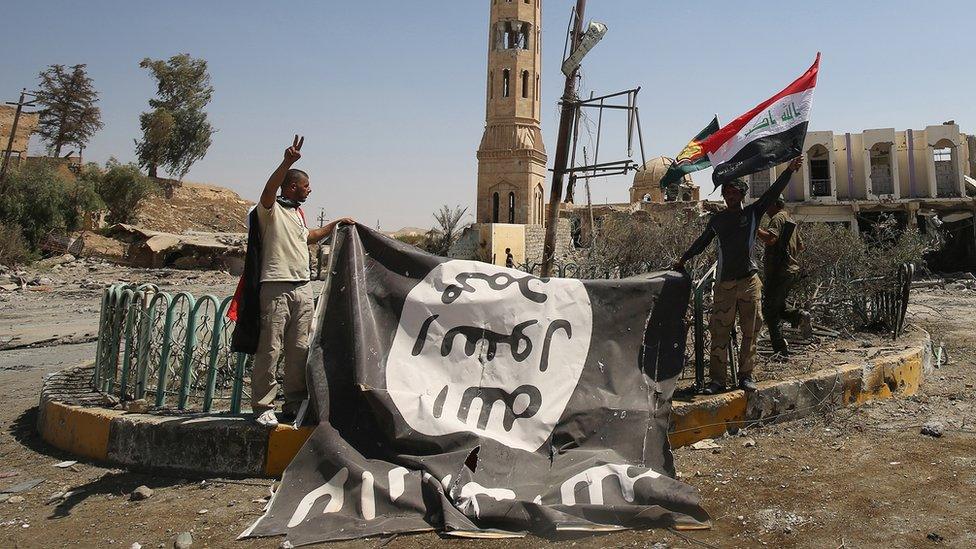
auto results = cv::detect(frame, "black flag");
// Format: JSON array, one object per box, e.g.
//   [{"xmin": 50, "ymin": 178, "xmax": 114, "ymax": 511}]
[{"xmin": 242, "ymin": 225, "xmax": 710, "ymax": 544}]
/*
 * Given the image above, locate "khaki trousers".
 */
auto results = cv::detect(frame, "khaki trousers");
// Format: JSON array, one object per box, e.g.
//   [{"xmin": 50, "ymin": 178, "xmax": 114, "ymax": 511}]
[
  {"xmin": 252, "ymin": 281, "xmax": 312, "ymax": 415},
  {"xmin": 709, "ymin": 273, "xmax": 762, "ymax": 385}
]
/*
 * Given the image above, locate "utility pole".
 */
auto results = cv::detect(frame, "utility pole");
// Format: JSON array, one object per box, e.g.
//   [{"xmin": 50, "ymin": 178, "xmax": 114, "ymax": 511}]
[
  {"xmin": 541, "ymin": 0, "xmax": 587, "ymax": 277},
  {"xmin": 0, "ymin": 88, "xmax": 37, "ymax": 184},
  {"xmin": 315, "ymin": 207, "xmax": 327, "ymax": 280}
]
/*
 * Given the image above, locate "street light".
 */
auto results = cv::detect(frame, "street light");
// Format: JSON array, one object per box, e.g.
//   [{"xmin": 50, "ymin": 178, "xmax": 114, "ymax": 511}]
[{"xmin": 561, "ymin": 21, "xmax": 608, "ymax": 76}]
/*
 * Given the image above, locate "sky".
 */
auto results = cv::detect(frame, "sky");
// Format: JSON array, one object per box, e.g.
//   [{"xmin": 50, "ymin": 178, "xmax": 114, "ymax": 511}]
[{"xmin": 3, "ymin": 1, "xmax": 974, "ymax": 230}]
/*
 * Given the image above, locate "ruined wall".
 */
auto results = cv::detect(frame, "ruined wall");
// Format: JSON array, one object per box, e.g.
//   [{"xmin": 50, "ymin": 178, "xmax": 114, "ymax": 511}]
[
  {"xmin": 968, "ymin": 135, "xmax": 976, "ymax": 178},
  {"xmin": 0, "ymin": 105, "xmax": 40, "ymax": 161},
  {"xmin": 525, "ymin": 218, "xmax": 572, "ymax": 264}
]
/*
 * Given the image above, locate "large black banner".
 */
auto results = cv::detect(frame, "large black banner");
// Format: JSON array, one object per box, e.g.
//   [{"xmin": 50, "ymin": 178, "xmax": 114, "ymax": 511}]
[{"xmin": 243, "ymin": 225, "xmax": 710, "ymax": 544}]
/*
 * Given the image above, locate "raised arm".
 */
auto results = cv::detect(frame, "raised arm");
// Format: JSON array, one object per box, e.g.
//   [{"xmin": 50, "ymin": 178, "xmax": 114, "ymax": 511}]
[
  {"xmin": 260, "ymin": 135, "xmax": 304, "ymax": 208},
  {"xmin": 754, "ymin": 155, "xmax": 802, "ymax": 214}
]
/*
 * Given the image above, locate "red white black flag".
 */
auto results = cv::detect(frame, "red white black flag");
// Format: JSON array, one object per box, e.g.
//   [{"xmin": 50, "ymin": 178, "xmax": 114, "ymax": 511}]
[{"xmin": 703, "ymin": 53, "xmax": 820, "ymax": 187}]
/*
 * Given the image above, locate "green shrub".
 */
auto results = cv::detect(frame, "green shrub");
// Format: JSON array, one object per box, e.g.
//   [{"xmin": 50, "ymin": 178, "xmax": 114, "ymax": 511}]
[
  {"xmin": 0, "ymin": 221, "xmax": 33, "ymax": 265},
  {"xmin": 0, "ymin": 160, "xmax": 73, "ymax": 250},
  {"xmin": 88, "ymin": 158, "xmax": 157, "ymax": 224}
]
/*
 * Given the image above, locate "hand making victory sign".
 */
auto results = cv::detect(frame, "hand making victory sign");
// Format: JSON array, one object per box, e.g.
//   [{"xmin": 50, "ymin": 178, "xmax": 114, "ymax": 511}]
[
  {"xmin": 285, "ymin": 134, "xmax": 304, "ymax": 165},
  {"xmin": 261, "ymin": 134, "xmax": 306, "ymax": 208}
]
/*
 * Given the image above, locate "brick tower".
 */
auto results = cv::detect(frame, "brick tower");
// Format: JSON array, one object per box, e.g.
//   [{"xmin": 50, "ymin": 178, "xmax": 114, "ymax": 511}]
[{"xmin": 476, "ymin": 0, "xmax": 547, "ymax": 226}]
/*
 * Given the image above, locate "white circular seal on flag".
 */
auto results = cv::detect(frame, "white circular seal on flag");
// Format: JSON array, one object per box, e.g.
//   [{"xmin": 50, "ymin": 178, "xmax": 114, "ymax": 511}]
[{"xmin": 386, "ymin": 259, "xmax": 593, "ymax": 452}]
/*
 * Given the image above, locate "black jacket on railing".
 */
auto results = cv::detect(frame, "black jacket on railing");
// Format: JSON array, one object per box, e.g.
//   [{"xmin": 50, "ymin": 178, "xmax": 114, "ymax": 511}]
[{"xmin": 229, "ymin": 208, "xmax": 262, "ymax": 355}]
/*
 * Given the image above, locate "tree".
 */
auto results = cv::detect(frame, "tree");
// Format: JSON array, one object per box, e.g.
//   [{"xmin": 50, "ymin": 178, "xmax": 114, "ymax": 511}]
[
  {"xmin": 34, "ymin": 64, "xmax": 103, "ymax": 157},
  {"xmin": 87, "ymin": 159, "xmax": 158, "ymax": 224},
  {"xmin": 424, "ymin": 205, "xmax": 469, "ymax": 256},
  {"xmin": 136, "ymin": 54, "xmax": 215, "ymax": 180},
  {"xmin": 134, "ymin": 109, "xmax": 173, "ymax": 178}
]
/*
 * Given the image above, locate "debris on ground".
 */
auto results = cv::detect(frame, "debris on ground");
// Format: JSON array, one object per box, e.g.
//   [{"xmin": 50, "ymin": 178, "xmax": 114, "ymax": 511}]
[
  {"xmin": 173, "ymin": 531, "xmax": 193, "ymax": 548},
  {"xmin": 130, "ymin": 485, "xmax": 154, "ymax": 501},
  {"xmin": 690, "ymin": 439, "xmax": 721, "ymax": 450},
  {"xmin": 921, "ymin": 421, "xmax": 945, "ymax": 438},
  {"xmin": 0, "ymin": 478, "xmax": 44, "ymax": 494}
]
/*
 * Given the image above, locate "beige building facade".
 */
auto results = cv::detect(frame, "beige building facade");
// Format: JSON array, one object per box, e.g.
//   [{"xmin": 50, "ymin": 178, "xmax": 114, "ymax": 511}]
[
  {"xmin": 475, "ymin": 0, "xmax": 547, "ymax": 226},
  {"xmin": 741, "ymin": 122, "xmax": 975, "ymax": 236},
  {"xmin": 747, "ymin": 122, "xmax": 972, "ymax": 204}
]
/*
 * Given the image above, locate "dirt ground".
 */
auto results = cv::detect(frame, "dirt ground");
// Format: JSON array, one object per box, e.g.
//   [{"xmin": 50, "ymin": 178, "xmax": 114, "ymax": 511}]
[{"xmin": 1, "ymin": 265, "xmax": 974, "ymax": 548}]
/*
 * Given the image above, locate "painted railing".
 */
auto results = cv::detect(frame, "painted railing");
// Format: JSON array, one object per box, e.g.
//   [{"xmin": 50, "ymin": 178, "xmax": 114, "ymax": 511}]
[{"xmin": 93, "ymin": 284, "xmax": 252, "ymax": 413}]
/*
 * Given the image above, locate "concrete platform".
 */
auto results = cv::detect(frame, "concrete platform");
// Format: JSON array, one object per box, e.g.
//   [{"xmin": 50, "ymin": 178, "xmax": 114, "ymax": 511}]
[
  {"xmin": 36, "ymin": 328, "xmax": 930, "ymax": 477},
  {"xmin": 36, "ymin": 364, "xmax": 312, "ymax": 477}
]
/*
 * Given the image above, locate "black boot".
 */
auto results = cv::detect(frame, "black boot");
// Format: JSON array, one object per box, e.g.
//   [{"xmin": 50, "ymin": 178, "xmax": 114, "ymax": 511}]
[
  {"xmin": 702, "ymin": 381, "xmax": 726, "ymax": 395},
  {"xmin": 739, "ymin": 376, "xmax": 757, "ymax": 392},
  {"xmin": 772, "ymin": 339, "xmax": 791, "ymax": 358}
]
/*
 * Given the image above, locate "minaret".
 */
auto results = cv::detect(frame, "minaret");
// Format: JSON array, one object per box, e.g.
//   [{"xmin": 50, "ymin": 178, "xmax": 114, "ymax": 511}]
[{"xmin": 476, "ymin": 0, "xmax": 547, "ymax": 226}]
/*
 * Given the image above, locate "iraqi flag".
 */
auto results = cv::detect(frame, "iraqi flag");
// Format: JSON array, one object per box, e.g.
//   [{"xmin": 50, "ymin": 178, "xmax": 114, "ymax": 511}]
[{"xmin": 702, "ymin": 53, "xmax": 820, "ymax": 187}]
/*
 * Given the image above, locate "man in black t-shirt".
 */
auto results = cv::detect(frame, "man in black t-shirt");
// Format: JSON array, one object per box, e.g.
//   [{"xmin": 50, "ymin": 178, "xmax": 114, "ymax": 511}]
[{"xmin": 673, "ymin": 156, "xmax": 803, "ymax": 394}]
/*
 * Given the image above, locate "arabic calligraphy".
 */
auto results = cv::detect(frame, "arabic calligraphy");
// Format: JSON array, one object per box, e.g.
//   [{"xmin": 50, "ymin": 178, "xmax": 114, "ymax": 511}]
[
  {"xmin": 432, "ymin": 384, "xmax": 542, "ymax": 432},
  {"xmin": 386, "ymin": 259, "xmax": 593, "ymax": 451},
  {"xmin": 440, "ymin": 320, "xmax": 538, "ymax": 361},
  {"xmin": 439, "ymin": 271, "xmax": 548, "ymax": 304},
  {"xmin": 744, "ymin": 101, "xmax": 803, "ymax": 137}
]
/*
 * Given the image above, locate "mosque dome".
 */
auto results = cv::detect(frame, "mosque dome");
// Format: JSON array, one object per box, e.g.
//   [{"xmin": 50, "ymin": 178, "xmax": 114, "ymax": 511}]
[{"xmin": 629, "ymin": 156, "xmax": 694, "ymax": 203}]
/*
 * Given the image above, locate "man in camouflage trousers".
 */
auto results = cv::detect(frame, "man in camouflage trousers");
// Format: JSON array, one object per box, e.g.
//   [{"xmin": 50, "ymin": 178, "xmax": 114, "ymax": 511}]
[{"xmin": 673, "ymin": 156, "xmax": 803, "ymax": 394}]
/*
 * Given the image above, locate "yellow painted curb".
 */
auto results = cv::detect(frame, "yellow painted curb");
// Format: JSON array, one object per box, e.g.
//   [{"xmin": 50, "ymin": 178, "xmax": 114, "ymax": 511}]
[
  {"xmin": 40, "ymin": 401, "xmax": 122, "ymax": 461},
  {"xmin": 265, "ymin": 425, "xmax": 315, "ymax": 477},
  {"xmin": 669, "ymin": 332, "xmax": 928, "ymax": 449},
  {"xmin": 670, "ymin": 392, "xmax": 747, "ymax": 448}
]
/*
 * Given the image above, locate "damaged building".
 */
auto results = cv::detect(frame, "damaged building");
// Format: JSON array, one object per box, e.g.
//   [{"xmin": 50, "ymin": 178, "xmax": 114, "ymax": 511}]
[{"xmin": 748, "ymin": 121, "xmax": 976, "ymax": 270}]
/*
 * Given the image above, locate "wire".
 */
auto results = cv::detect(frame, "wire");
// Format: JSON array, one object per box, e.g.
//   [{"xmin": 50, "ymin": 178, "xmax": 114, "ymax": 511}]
[{"xmin": 668, "ymin": 527, "xmax": 722, "ymax": 549}]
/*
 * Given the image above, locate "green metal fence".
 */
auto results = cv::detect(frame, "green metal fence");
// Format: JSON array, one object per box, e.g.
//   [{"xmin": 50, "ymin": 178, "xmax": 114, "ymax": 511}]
[{"xmin": 93, "ymin": 284, "xmax": 253, "ymax": 413}]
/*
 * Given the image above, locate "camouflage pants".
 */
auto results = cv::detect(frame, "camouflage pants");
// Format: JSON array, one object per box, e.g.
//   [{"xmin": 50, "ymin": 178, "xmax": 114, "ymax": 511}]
[{"xmin": 709, "ymin": 273, "xmax": 762, "ymax": 385}]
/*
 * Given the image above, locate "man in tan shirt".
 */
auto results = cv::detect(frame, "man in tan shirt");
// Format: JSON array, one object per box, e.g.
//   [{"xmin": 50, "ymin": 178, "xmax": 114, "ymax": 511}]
[{"xmin": 252, "ymin": 135, "xmax": 351, "ymax": 427}]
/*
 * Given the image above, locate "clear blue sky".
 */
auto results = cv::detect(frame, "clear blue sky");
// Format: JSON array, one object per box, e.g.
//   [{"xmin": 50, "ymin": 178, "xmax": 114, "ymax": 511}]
[{"xmin": 3, "ymin": 1, "xmax": 973, "ymax": 230}]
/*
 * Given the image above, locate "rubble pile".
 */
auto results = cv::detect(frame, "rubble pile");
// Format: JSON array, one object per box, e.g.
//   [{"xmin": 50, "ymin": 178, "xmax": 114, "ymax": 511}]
[{"xmin": 0, "ymin": 254, "xmax": 239, "ymax": 296}]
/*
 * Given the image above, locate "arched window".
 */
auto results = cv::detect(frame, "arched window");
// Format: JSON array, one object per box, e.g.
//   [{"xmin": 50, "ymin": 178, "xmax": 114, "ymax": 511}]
[
  {"xmin": 535, "ymin": 74, "xmax": 540, "ymax": 101},
  {"xmin": 521, "ymin": 71, "xmax": 529, "ymax": 98},
  {"xmin": 933, "ymin": 139, "xmax": 958, "ymax": 198},
  {"xmin": 536, "ymin": 187, "xmax": 544, "ymax": 226},
  {"xmin": 492, "ymin": 193, "xmax": 500, "ymax": 223},
  {"xmin": 502, "ymin": 70, "xmax": 510, "ymax": 98},
  {"xmin": 748, "ymin": 170, "xmax": 771, "ymax": 198},
  {"xmin": 869, "ymin": 143, "xmax": 894, "ymax": 196},
  {"xmin": 489, "ymin": 71, "xmax": 494, "ymax": 99},
  {"xmin": 808, "ymin": 144, "xmax": 831, "ymax": 197},
  {"xmin": 508, "ymin": 192, "xmax": 516, "ymax": 223}
]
